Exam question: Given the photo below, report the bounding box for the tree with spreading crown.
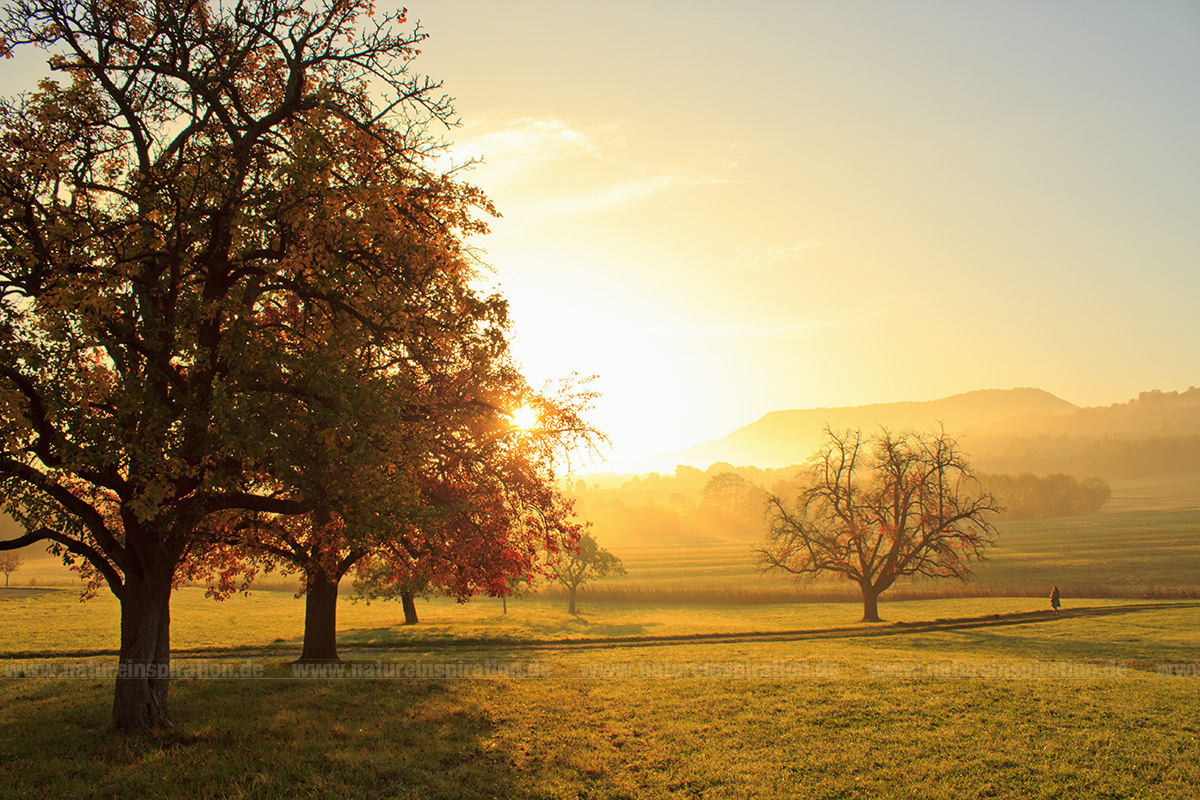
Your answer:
[0,0,592,731]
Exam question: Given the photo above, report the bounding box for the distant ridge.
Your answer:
[636,388,1077,471]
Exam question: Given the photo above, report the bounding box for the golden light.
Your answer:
[511,404,539,431]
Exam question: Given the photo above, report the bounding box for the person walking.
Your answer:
[1050,585,1061,615]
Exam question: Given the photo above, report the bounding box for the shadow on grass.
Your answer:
[336,615,658,650]
[0,671,521,799]
[351,600,1200,655]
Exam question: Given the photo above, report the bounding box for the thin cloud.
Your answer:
[445,117,613,183]
[445,116,734,220]
[519,174,734,220]
[738,241,822,269]
[644,319,833,340]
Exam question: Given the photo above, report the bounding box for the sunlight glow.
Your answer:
[511,405,539,431]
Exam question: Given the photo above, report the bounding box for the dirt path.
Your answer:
[0,588,61,599]
[413,601,1200,654]
[5,601,1197,661]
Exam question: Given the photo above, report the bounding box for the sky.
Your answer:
[4,0,1198,471]
[398,0,1200,469]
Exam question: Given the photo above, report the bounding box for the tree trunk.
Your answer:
[568,585,577,615]
[401,590,419,625]
[502,594,507,614]
[860,584,882,623]
[113,572,174,732]
[299,571,340,662]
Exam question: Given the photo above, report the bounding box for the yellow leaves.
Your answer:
[127,479,176,524]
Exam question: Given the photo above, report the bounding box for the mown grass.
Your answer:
[2,503,1198,798]
[589,507,1200,600]
[2,584,1184,658]
[4,587,1200,798]
[974,508,1200,594]
[3,652,1199,798]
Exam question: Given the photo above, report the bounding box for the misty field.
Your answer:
[574,507,1200,604]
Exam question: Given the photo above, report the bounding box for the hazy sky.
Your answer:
[4,1,1197,469]
[406,0,1200,468]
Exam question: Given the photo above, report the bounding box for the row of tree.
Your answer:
[0,0,597,732]
[977,472,1111,519]
[975,433,1200,481]
[351,531,625,620]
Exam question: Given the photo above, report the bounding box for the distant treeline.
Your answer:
[574,463,1117,545]
[978,472,1111,520]
[973,433,1200,480]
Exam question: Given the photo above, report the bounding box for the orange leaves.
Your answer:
[0,0,573,609]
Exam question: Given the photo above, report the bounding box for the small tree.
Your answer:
[699,471,769,534]
[499,572,536,615]
[551,533,625,614]
[352,559,431,625]
[0,552,22,587]
[756,427,1000,622]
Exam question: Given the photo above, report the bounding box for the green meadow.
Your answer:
[3,503,1199,798]
[2,596,1199,799]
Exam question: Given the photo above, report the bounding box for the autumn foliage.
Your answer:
[0,0,591,730]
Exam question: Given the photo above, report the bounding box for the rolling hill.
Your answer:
[640,387,1079,470]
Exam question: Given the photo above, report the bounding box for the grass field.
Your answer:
[3,668,1199,799]
[2,498,1198,798]
[574,506,1200,603]
[2,598,1200,799]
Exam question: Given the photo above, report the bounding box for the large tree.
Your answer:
[245,379,593,660]
[0,0,499,731]
[755,427,1000,622]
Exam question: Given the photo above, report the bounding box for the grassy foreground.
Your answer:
[2,672,1198,800]
[3,501,1199,798]
[3,596,1200,799]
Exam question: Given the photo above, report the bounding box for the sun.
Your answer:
[511,405,539,431]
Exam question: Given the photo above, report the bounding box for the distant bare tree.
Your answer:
[0,552,23,588]
[756,427,1000,622]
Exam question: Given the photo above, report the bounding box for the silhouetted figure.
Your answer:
[1050,586,1061,615]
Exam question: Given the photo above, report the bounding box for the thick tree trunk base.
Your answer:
[298,575,340,662]
[861,588,883,623]
[113,672,174,732]
[114,576,174,732]
[401,591,419,626]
